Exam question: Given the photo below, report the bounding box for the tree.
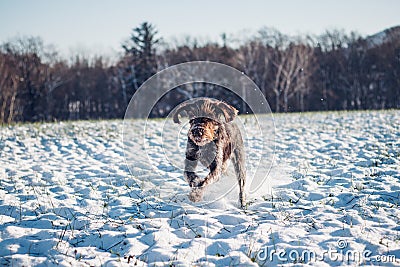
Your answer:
[280,42,315,112]
[0,37,49,122]
[121,22,161,95]
[0,52,18,123]
[236,40,270,113]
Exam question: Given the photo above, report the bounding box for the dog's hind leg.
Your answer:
[233,147,246,208]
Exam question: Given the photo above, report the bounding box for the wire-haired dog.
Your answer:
[172,98,246,208]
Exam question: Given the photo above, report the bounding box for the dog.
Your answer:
[171,98,246,208]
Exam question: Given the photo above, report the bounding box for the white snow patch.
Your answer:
[0,110,399,266]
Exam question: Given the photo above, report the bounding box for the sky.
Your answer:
[1,0,399,58]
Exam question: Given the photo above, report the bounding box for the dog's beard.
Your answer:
[188,135,217,168]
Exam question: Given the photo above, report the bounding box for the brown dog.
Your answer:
[172,98,246,208]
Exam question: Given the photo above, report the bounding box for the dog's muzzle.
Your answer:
[190,126,205,143]
[189,123,217,146]
[191,127,204,140]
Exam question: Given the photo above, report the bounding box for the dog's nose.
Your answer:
[192,128,203,136]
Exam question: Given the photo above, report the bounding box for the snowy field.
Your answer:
[0,110,399,266]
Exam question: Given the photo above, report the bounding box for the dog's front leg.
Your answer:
[189,153,223,202]
[184,140,207,203]
[197,144,224,188]
[188,159,220,203]
[188,142,224,203]
[184,139,202,188]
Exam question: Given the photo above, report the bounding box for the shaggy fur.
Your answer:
[172,98,246,208]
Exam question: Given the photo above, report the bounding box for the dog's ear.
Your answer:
[216,101,238,123]
[171,102,195,124]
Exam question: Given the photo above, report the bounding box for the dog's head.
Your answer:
[171,98,238,146]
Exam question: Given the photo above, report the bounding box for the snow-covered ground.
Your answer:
[0,110,399,266]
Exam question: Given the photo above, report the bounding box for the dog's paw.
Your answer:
[189,177,204,188]
[239,192,246,209]
[188,188,204,202]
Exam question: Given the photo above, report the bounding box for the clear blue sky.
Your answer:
[1,0,399,57]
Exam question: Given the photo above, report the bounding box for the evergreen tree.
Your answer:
[122,22,160,90]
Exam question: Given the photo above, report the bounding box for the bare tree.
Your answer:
[237,40,270,113]
[281,43,315,112]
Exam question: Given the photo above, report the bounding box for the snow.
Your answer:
[0,110,399,266]
[366,26,400,49]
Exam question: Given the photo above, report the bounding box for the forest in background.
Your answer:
[0,22,399,123]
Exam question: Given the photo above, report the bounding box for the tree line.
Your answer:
[1,22,399,123]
